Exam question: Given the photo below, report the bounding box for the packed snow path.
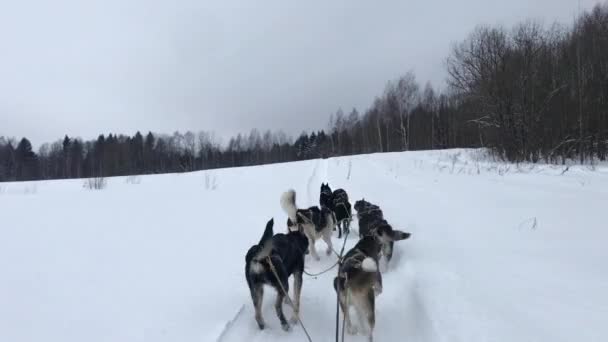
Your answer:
[1,150,607,342]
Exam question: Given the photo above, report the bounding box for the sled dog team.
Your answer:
[245,183,411,341]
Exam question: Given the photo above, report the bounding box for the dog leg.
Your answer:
[271,264,290,331]
[382,241,394,265]
[290,271,303,324]
[338,290,353,335]
[337,220,342,238]
[251,285,265,330]
[354,290,375,341]
[341,292,357,335]
[365,290,375,342]
[310,242,320,261]
[322,229,334,256]
[374,270,383,296]
[308,236,320,261]
[275,291,290,331]
[334,277,357,335]
[344,218,351,235]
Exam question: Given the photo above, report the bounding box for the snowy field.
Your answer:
[1,149,607,342]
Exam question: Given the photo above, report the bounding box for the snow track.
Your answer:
[306,158,328,204]
[220,156,344,342]
[215,305,245,342]
[1,149,607,342]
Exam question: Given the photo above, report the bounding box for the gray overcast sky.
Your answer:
[0,0,600,146]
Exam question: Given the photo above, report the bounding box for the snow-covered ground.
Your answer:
[1,149,607,342]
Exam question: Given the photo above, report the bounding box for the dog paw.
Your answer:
[313,255,321,261]
[256,321,265,330]
[281,322,291,332]
[326,248,332,256]
[289,315,299,324]
[347,324,358,335]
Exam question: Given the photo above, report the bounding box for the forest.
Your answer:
[1,3,606,182]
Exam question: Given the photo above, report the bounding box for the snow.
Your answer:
[1,149,607,342]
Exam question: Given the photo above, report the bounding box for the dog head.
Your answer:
[288,229,309,256]
[320,183,333,206]
[286,217,302,233]
[320,182,332,194]
[333,276,346,292]
[354,198,373,212]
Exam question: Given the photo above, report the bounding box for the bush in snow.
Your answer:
[83,177,106,190]
[125,175,141,185]
[23,184,37,194]
[204,173,218,190]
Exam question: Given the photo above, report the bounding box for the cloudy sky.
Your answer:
[0,0,599,146]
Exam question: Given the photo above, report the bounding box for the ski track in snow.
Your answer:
[221,157,342,342]
[306,158,328,204]
[2,149,607,342]
[215,305,245,342]
[220,156,446,342]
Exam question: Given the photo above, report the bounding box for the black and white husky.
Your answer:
[320,183,352,238]
[355,198,411,267]
[245,218,309,331]
[281,189,336,261]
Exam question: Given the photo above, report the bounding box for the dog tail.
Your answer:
[250,218,274,274]
[280,189,298,223]
[361,257,378,272]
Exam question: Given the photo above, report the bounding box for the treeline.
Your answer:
[447,4,608,162]
[0,131,285,181]
[292,3,608,163]
[1,3,607,182]
[333,2,608,163]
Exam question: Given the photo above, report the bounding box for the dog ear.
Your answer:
[391,230,411,241]
[333,276,346,292]
[258,218,275,246]
[265,218,274,235]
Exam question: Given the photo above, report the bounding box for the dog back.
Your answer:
[338,236,382,292]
